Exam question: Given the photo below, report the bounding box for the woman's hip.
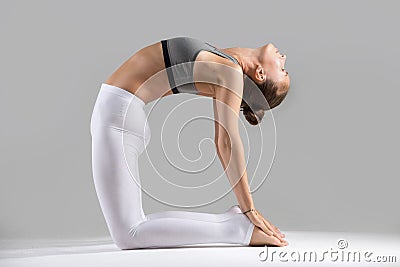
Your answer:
[90,83,150,144]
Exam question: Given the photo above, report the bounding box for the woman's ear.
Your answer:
[254,65,265,83]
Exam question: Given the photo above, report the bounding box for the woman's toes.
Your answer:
[280,240,289,246]
[269,236,284,246]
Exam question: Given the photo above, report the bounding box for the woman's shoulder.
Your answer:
[196,48,242,69]
[195,51,243,95]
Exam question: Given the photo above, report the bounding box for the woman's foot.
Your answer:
[249,226,288,246]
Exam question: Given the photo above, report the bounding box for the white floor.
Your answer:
[1,231,399,267]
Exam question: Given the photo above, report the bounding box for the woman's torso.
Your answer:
[104,37,241,105]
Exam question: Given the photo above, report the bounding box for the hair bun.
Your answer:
[243,108,265,126]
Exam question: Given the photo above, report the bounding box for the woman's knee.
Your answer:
[111,221,148,250]
[113,231,139,250]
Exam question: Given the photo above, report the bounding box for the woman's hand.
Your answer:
[244,208,288,245]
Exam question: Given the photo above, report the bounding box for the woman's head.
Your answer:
[240,43,290,125]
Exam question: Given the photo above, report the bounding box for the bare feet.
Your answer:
[249,226,288,247]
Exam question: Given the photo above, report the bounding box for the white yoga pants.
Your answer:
[90,83,255,249]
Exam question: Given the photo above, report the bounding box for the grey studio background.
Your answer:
[0,0,399,242]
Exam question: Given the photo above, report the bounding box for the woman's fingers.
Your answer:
[276,228,285,238]
[256,210,285,237]
[244,208,288,246]
[261,216,286,244]
[266,219,285,238]
[256,219,274,236]
[247,212,274,236]
[245,210,288,246]
[259,229,285,247]
[256,211,287,244]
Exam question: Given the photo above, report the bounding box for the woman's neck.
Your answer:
[221,47,260,77]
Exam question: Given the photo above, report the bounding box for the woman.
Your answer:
[90,37,290,249]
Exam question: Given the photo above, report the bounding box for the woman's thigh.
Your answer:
[90,84,149,244]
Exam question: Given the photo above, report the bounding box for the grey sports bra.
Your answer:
[161,37,240,95]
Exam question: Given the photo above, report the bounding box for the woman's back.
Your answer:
[104,41,171,104]
[104,37,242,104]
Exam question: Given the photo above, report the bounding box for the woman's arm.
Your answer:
[213,98,254,211]
[212,72,254,212]
[212,70,286,243]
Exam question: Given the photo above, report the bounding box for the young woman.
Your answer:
[90,37,290,249]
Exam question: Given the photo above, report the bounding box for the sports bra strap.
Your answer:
[205,42,240,65]
[209,50,240,65]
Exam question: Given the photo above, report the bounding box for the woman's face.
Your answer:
[260,43,288,83]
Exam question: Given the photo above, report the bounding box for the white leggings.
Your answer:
[90,83,255,249]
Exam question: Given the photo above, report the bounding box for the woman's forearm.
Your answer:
[216,138,255,212]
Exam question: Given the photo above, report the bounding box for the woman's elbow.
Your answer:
[216,134,241,150]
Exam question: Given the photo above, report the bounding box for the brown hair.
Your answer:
[240,75,290,125]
